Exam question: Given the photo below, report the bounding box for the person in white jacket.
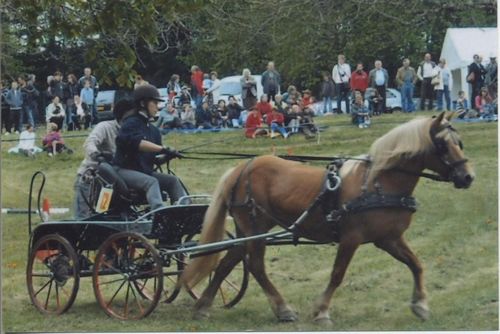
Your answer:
[7,124,42,157]
[433,58,453,111]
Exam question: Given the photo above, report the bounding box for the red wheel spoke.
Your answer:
[218,285,228,305]
[222,278,240,291]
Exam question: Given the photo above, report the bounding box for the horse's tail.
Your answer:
[179,167,235,290]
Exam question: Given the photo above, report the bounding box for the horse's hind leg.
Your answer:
[375,237,429,320]
[247,238,298,322]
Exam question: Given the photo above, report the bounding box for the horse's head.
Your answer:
[427,112,475,189]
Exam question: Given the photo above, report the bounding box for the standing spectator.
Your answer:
[433,58,453,111]
[167,74,181,103]
[485,56,497,100]
[202,73,213,105]
[240,68,257,110]
[49,71,65,101]
[261,61,281,102]
[206,71,221,106]
[65,74,80,130]
[45,95,66,131]
[19,75,38,129]
[351,63,369,95]
[301,90,313,108]
[1,81,11,134]
[417,53,437,111]
[190,65,204,112]
[320,73,335,114]
[475,87,496,120]
[227,95,244,128]
[256,94,272,121]
[332,54,351,114]
[467,54,487,110]
[368,60,389,114]
[267,106,288,138]
[245,106,268,138]
[26,74,41,125]
[78,67,99,124]
[5,81,23,133]
[395,58,418,112]
[134,74,149,89]
[180,104,196,129]
[80,79,94,123]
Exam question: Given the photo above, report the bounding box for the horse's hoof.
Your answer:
[193,308,210,321]
[278,309,298,322]
[313,316,333,325]
[411,301,430,320]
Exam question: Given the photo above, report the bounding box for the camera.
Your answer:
[53,106,61,115]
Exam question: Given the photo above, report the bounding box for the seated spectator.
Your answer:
[256,94,272,122]
[366,88,383,116]
[178,86,192,108]
[475,87,497,121]
[299,105,317,139]
[209,103,222,128]
[285,103,301,133]
[71,95,91,130]
[351,91,371,128]
[45,96,65,131]
[156,103,182,134]
[282,85,301,106]
[180,104,196,129]
[42,123,72,156]
[301,89,313,108]
[272,94,288,114]
[245,106,268,138]
[227,95,244,128]
[216,100,229,128]
[197,101,212,129]
[267,106,288,139]
[455,90,476,119]
[7,124,42,157]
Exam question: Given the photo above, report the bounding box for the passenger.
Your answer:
[114,84,187,210]
[73,99,134,219]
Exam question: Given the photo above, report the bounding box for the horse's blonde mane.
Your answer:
[367,117,434,183]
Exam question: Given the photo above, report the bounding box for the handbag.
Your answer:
[431,75,440,86]
[466,72,475,83]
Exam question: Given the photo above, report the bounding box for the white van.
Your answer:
[217,75,264,108]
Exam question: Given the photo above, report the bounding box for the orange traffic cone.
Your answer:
[41,198,51,222]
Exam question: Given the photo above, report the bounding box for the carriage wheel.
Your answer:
[26,234,80,315]
[92,232,163,320]
[186,231,249,308]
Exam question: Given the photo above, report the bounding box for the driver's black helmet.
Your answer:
[133,84,164,105]
[113,98,135,122]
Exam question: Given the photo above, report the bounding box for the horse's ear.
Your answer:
[445,111,455,121]
[431,111,446,130]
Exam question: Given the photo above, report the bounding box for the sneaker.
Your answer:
[48,152,53,157]
[66,148,74,154]
[358,124,363,128]
[283,133,289,139]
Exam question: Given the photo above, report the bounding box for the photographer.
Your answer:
[45,95,65,130]
[332,54,352,114]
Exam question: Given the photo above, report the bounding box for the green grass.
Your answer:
[1,112,498,332]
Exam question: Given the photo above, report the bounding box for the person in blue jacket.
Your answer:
[114,84,186,209]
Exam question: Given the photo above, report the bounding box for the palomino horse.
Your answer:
[180,112,475,323]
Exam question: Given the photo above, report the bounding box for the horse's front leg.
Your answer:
[313,238,360,324]
[375,237,429,320]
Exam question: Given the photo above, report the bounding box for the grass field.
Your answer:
[1,112,498,332]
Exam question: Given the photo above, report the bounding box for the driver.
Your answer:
[114,84,187,210]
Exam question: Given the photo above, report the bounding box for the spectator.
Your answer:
[71,95,91,130]
[227,95,245,128]
[351,63,369,95]
[267,106,288,139]
[272,94,288,114]
[5,81,23,133]
[299,105,317,139]
[45,95,66,131]
[65,74,80,130]
[190,65,204,112]
[433,58,453,111]
[202,73,214,105]
[167,74,181,103]
[256,94,272,122]
[332,54,351,114]
[216,99,229,128]
[178,86,192,107]
[27,74,41,125]
[209,103,222,128]
[206,71,221,106]
[80,79,94,122]
[197,101,212,129]
[240,68,257,110]
[78,67,99,124]
[351,90,370,128]
[467,55,487,110]
[301,90,313,108]
[156,103,182,134]
[49,71,65,101]
[395,58,417,112]
[368,60,388,113]
[7,124,42,157]
[366,88,383,115]
[417,53,437,111]
[245,106,268,138]
[42,122,72,156]
[320,73,335,114]
[475,87,496,120]
[261,61,281,102]
[455,90,474,119]
[285,103,301,134]
[134,74,149,89]
[485,56,497,100]
[1,81,11,134]
[19,75,37,129]
[282,85,301,106]
[180,104,196,129]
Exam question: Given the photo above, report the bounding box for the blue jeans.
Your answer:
[436,85,451,111]
[335,83,350,113]
[20,105,34,129]
[401,82,415,112]
[271,123,288,137]
[323,97,333,114]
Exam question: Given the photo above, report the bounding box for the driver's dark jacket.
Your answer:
[114,111,161,175]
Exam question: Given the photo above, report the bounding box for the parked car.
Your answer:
[95,90,132,122]
[218,75,264,108]
[157,87,169,110]
[322,87,403,114]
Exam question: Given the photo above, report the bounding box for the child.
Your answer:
[245,106,268,138]
[367,88,383,115]
[267,106,288,139]
[301,89,312,108]
[42,123,72,156]
[80,80,94,120]
[455,90,475,119]
[180,104,196,129]
[256,94,272,123]
[351,91,371,128]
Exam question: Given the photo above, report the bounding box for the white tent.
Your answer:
[440,27,497,100]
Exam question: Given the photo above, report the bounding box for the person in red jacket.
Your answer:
[301,89,313,108]
[190,65,204,111]
[245,106,268,138]
[256,94,272,122]
[351,63,369,95]
[267,106,288,139]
